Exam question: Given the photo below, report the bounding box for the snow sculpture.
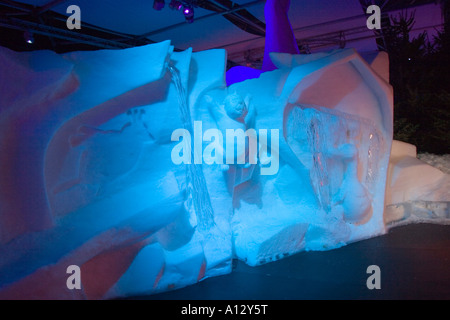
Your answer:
[229,49,393,263]
[384,140,450,226]
[0,41,394,299]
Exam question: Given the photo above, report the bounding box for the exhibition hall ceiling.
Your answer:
[0,0,444,66]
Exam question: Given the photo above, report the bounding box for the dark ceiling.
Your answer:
[0,0,445,67]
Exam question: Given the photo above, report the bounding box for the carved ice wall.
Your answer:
[0,42,395,299]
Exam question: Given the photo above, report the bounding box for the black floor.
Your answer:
[133,223,450,300]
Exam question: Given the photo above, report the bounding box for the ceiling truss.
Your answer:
[0,0,445,68]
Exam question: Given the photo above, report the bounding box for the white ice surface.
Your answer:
[0,43,447,299]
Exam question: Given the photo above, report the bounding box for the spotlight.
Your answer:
[183,5,194,23]
[24,30,34,44]
[153,0,165,11]
[169,0,182,10]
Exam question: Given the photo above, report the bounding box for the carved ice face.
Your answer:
[223,93,248,120]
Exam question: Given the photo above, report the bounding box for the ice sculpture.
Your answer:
[384,140,450,226]
[0,41,396,299]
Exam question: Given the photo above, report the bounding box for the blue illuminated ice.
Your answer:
[0,41,448,300]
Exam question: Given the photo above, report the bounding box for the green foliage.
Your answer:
[393,118,419,143]
[385,11,450,154]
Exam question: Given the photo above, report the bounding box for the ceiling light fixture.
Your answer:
[183,5,194,23]
[169,0,182,10]
[153,0,165,11]
[153,0,197,23]
[24,30,34,44]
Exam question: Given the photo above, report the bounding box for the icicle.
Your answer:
[168,65,215,233]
